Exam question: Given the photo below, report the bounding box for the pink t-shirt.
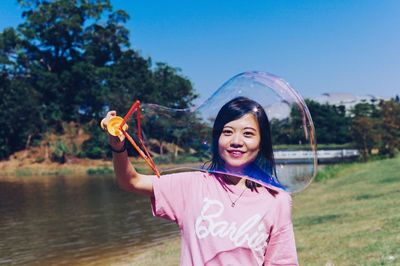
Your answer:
[151,171,298,266]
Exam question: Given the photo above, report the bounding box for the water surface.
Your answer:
[0,174,178,265]
[0,164,316,265]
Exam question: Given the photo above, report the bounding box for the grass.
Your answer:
[87,166,114,175]
[121,238,181,266]
[314,163,356,182]
[15,167,73,176]
[293,156,400,265]
[127,156,400,265]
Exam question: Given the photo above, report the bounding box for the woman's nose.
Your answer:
[230,134,244,147]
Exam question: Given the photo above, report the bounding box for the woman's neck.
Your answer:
[223,174,247,188]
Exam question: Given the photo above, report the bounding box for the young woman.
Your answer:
[103,97,298,265]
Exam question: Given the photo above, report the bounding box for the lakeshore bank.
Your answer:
[0,156,114,177]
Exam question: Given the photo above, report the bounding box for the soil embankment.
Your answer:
[0,149,112,176]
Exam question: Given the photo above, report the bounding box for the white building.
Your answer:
[311,93,383,112]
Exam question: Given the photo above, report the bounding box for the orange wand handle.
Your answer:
[135,106,159,173]
[118,100,161,177]
[123,100,140,125]
[121,130,160,177]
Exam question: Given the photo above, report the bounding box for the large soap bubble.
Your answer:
[125,71,317,193]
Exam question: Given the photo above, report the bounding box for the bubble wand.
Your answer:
[101,100,160,177]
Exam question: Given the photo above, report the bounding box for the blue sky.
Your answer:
[1,0,399,103]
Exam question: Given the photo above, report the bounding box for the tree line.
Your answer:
[271,98,400,159]
[0,0,197,161]
[1,0,399,162]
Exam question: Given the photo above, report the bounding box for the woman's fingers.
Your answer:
[101,111,126,146]
[107,110,117,118]
[100,118,107,131]
[100,111,117,130]
[117,134,126,142]
[105,111,117,126]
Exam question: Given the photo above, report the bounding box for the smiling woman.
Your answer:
[103,96,299,265]
[210,97,275,189]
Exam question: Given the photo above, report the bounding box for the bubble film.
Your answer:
[126,71,317,193]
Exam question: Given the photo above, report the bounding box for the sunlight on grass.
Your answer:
[293,156,400,265]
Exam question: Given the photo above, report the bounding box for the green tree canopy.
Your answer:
[378,100,400,157]
[0,0,198,159]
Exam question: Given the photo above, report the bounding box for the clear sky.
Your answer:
[1,0,399,103]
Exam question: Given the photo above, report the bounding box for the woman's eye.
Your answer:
[222,130,232,135]
[244,131,255,137]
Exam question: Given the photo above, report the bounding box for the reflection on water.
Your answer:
[276,164,316,192]
[0,164,318,265]
[0,175,178,265]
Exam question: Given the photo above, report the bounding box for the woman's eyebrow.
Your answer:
[243,127,257,131]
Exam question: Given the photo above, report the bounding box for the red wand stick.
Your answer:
[103,100,160,177]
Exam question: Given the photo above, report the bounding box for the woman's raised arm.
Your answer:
[103,111,154,197]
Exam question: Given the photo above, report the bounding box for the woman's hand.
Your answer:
[101,111,126,151]
[101,110,154,196]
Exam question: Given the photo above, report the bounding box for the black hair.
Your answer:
[208,96,277,189]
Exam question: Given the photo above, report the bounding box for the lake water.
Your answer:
[0,165,317,265]
[0,174,178,265]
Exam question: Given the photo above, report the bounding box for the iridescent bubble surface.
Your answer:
[125,71,317,193]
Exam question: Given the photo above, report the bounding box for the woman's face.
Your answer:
[218,113,261,173]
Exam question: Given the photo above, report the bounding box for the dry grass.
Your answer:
[0,153,114,176]
[117,238,181,266]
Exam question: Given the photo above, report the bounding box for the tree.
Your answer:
[351,102,380,118]
[15,0,130,124]
[106,49,155,113]
[0,0,198,160]
[271,100,352,146]
[350,116,379,160]
[0,27,24,74]
[378,100,400,157]
[0,26,43,158]
[350,103,381,160]
[151,63,197,108]
[305,100,352,144]
[0,76,42,159]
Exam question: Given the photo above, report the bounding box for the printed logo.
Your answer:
[195,198,269,261]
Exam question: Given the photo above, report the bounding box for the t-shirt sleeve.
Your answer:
[151,171,199,227]
[264,193,298,266]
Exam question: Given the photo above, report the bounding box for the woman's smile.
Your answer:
[227,149,246,158]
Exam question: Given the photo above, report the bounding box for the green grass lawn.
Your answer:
[294,156,400,265]
[128,156,400,266]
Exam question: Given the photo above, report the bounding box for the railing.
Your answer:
[274,149,360,163]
